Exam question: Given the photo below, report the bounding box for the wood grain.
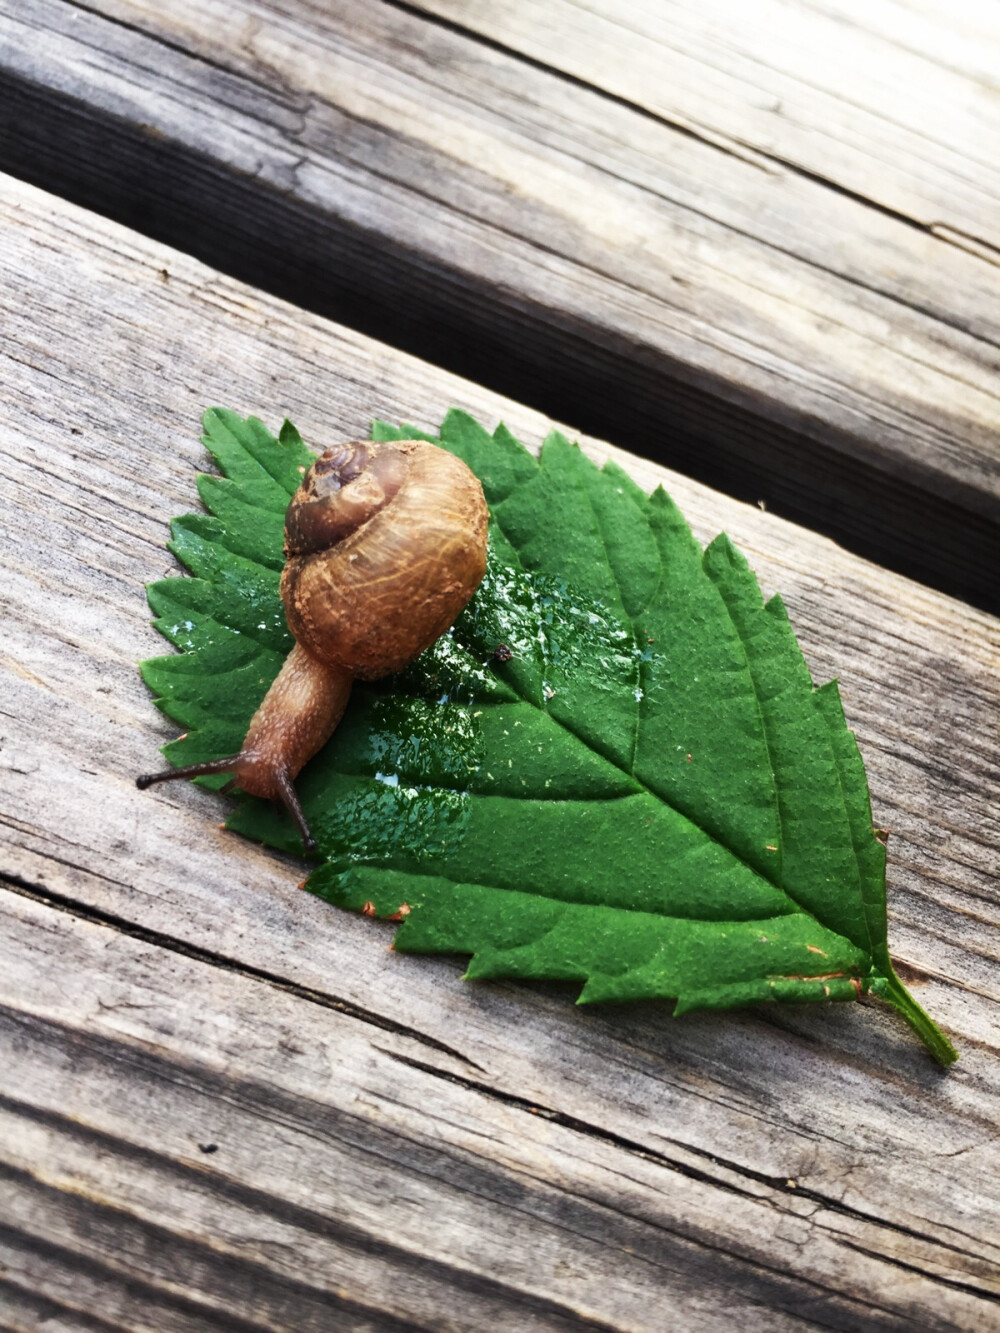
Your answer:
[0,0,997,607]
[414,0,1000,249]
[1,175,998,1330]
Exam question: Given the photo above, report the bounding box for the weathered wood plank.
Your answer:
[0,0,997,607]
[0,176,999,1328]
[3,886,969,1333]
[414,0,1000,249]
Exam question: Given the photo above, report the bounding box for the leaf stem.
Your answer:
[881,968,958,1066]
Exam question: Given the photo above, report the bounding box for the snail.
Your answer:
[137,438,489,853]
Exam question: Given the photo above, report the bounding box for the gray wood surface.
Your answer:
[1,0,997,607]
[1,175,999,1331]
[416,0,1000,249]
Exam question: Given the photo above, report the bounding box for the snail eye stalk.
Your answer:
[136,756,318,855]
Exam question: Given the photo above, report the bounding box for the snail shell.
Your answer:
[282,440,489,678]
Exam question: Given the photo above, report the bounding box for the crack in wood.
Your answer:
[0,1208,428,1333]
[378,1048,999,1285]
[0,872,486,1074]
[0,1069,948,1333]
[0,1274,134,1333]
[0,1117,641,1333]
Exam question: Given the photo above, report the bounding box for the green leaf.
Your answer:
[141,409,957,1064]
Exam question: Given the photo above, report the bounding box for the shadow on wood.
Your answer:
[1,25,997,612]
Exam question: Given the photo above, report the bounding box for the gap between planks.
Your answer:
[0,0,997,609]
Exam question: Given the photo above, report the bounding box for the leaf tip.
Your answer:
[278,418,304,450]
[201,405,234,433]
[704,530,739,564]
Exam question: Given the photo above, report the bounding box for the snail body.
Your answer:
[138,438,489,852]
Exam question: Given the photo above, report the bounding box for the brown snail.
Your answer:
[137,438,489,853]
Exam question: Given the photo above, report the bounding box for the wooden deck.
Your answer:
[1,3,999,1329]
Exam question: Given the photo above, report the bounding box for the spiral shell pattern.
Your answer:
[281,440,489,679]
